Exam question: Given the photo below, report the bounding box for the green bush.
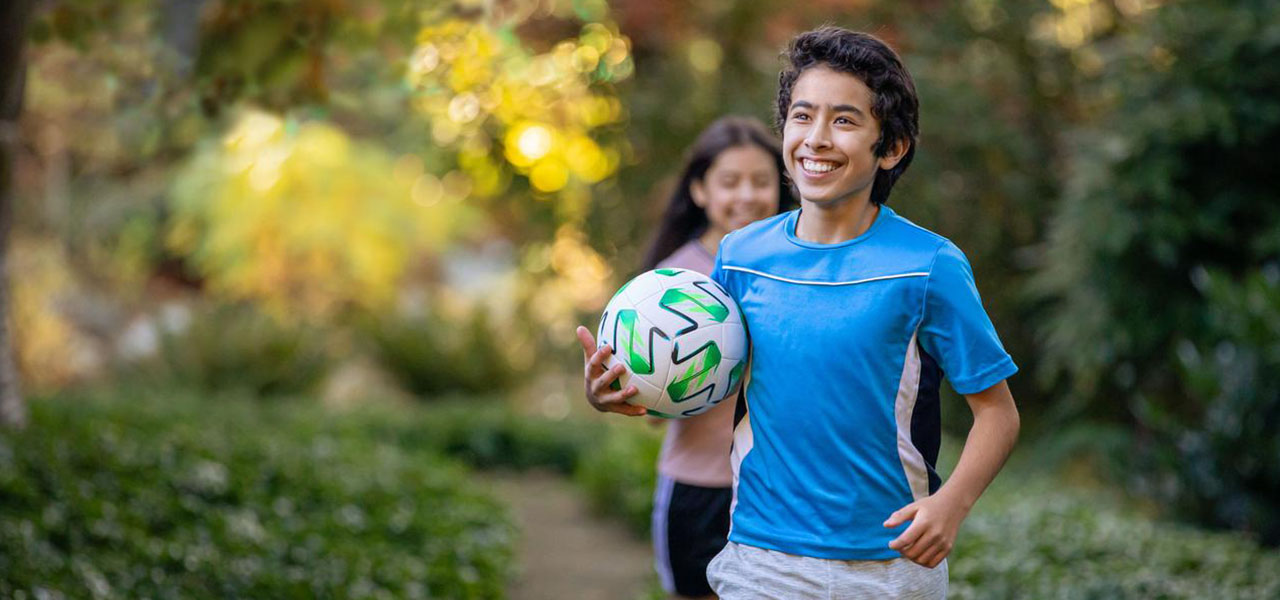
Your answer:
[0,389,514,599]
[153,303,331,397]
[367,399,659,537]
[356,400,602,476]
[951,479,1280,599]
[1035,0,1280,412]
[574,422,662,537]
[363,309,518,398]
[1140,267,1280,544]
[1033,0,1280,538]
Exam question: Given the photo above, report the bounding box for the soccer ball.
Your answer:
[596,268,748,418]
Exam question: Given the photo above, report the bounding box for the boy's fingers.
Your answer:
[888,519,923,552]
[575,326,596,357]
[591,373,635,402]
[589,386,644,416]
[586,346,613,377]
[590,362,625,392]
[914,544,945,568]
[883,503,918,528]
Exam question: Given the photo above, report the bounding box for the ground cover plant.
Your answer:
[0,388,514,599]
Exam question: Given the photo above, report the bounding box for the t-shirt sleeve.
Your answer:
[918,241,1017,395]
[710,238,729,290]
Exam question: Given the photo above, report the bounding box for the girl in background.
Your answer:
[638,116,792,599]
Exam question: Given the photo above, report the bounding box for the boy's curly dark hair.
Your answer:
[775,27,919,206]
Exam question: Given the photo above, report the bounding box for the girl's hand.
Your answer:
[576,326,645,417]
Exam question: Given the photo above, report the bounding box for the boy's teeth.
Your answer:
[803,159,837,173]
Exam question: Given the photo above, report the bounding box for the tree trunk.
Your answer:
[0,0,36,429]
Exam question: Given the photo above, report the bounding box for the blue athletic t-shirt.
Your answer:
[710,205,1017,561]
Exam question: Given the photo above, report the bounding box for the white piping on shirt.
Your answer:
[720,265,928,287]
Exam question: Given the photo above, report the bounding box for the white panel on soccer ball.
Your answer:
[628,376,664,412]
[720,318,749,362]
[620,271,667,306]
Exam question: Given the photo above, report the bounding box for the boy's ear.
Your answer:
[690,179,708,208]
[877,137,910,171]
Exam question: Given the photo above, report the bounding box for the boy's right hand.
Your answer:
[576,325,645,417]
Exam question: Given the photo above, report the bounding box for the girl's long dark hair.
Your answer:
[640,116,793,271]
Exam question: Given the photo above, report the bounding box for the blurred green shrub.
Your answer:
[154,303,330,397]
[1035,0,1280,414]
[1033,0,1280,538]
[950,479,1280,599]
[574,423,662,537]
[360,398,659,536]
[0,390,513,599]
[1138,267,1280,545]
[363,309,518,398]
[361,400,600,475]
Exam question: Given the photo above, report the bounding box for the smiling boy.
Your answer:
[580,27,1020,598]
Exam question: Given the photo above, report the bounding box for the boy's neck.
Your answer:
[795,197,880,244]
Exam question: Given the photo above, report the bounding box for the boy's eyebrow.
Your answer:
[789,100,866,118]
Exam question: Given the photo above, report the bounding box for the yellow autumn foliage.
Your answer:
[9,237,99,390]
[407,18,630,197]
[169,109,479,320]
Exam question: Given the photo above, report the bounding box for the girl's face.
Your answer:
[782,65,906,207]
[691,144,781,236]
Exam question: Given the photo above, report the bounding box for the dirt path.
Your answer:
[478,471,654,600]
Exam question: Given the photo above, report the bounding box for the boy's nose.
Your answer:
[804,126,832,150]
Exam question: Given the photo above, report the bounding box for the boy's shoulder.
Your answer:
[717,210,794,256]
[879,206,957,253]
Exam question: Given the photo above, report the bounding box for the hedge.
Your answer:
[0,389,514,599]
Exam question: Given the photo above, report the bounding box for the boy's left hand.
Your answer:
[883,494,968,568]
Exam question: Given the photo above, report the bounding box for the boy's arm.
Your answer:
[884,379,1020,568]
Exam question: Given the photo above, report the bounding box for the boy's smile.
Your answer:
[783,65,904,207]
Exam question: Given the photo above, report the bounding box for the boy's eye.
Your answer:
[791,112,810,121]
[835,116,853,125]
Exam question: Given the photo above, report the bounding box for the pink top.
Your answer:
[655,240,736,487]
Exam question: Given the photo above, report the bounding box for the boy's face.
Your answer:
[782,65,903,207]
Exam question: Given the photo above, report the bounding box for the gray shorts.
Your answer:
[707,541,948,599]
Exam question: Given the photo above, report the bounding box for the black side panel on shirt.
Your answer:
[912,344,944,494]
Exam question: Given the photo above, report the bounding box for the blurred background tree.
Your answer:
[1034,0,1280,543]
[0,0,37,428]
[5,0,1278,549]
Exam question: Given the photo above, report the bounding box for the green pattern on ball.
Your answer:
[727,360,746,393]
[667,342,721,402]
[654,268,683,276]
[659,287,728,323]
[616,310,655,375]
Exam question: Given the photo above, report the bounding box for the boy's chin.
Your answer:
[796,182,870,207]
[800,190,854,207]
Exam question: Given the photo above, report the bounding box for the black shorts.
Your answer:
[652,475,732,598]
